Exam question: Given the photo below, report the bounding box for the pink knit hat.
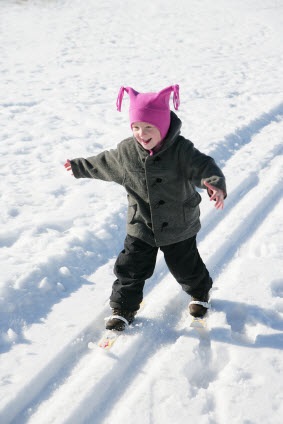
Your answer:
[116,85,180,140]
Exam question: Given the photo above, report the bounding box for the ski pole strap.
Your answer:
[189,300,211,309]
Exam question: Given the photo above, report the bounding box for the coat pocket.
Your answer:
[184,191,202,208]
[183,192,202,223]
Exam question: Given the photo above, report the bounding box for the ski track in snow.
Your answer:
[1,0,283,423]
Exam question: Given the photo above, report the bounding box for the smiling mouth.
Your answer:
[141,138,152,144]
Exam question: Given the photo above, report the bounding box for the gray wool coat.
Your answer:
[70,112,227,247]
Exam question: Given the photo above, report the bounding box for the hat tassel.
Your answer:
[116,86,126,111]
[172,84,180,110]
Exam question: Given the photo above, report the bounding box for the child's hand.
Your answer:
[64,159,73,174]
[203,181,224,210]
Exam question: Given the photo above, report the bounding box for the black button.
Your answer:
[161,222,168,229]
[154,200,166,209]
[156,178,162,183]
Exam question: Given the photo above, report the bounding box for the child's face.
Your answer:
[132,122,162,150]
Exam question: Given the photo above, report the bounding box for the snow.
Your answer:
[0,0,283,422]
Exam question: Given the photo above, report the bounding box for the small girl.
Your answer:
[65,85,226,331]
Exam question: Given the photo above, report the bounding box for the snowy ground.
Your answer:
[1,0,283,423]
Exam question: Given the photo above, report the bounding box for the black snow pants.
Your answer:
[109,234,212,311]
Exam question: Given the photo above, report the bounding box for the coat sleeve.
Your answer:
[70,147,124,185]
[184,141,227,197]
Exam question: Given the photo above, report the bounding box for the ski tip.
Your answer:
[97,331,119,350]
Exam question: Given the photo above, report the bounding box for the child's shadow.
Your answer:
[210,299,283,350]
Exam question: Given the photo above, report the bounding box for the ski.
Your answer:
[88,330,120,350]
[189,296,211,329]
[91,302,145,350]
[98,330,120,350]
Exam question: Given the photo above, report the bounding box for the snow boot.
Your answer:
[105,308,137,331]
[189,292,210,318]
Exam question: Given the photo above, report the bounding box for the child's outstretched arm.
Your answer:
[63,148,124,185]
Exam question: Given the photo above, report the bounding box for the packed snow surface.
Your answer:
[1,0,283,423]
